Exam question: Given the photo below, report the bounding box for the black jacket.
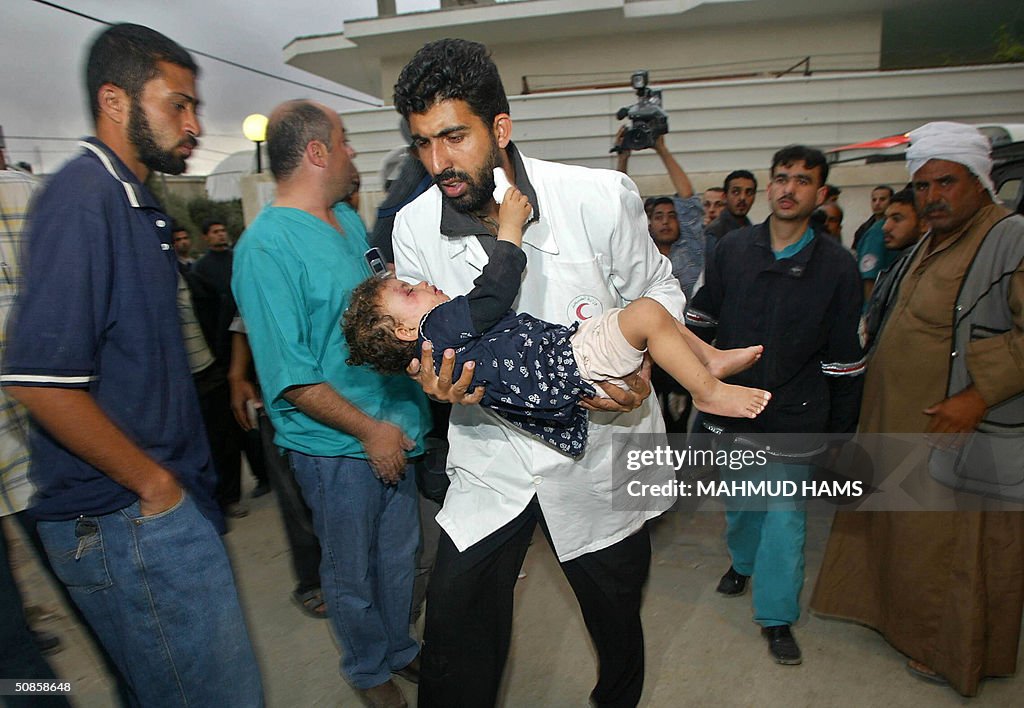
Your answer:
[704,210,751,267]
[687,221,864,437]
[187,249,236,367]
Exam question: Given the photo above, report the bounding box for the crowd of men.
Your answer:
[0,22,1021,708]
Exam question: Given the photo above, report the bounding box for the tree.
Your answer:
[994,23,1024,62]
[186,197,245,245]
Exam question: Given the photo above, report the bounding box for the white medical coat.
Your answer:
[393,153,683,561]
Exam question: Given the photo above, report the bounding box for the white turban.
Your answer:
[905,121,996,198]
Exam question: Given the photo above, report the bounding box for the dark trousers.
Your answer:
[411,434,448,624]
[196,371,268,508]
[652,364,690,435]
[258,413,321,592]
[0,518,70,707]
[419,498,651,708]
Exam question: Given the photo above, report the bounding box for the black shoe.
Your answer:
[761,625,802,665]
[251,482,271,498]
[715,566,749,596]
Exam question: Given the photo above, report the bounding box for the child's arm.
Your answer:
[464,187,533,333]
[496,187,531,247]
[466,243,525,334]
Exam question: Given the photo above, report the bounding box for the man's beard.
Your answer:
[435,141,502,214]
[128,102,196,175]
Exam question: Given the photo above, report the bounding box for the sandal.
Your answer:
[906,659,948,685]
[291,588,328,619]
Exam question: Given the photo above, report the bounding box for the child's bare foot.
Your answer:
[707,345,763,380]
[693,382,771,419]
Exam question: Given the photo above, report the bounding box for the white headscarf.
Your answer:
[905,121,996,198]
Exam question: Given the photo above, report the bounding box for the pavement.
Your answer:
[7,482,1022,707]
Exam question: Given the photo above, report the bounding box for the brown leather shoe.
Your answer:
[357,679,407,708]
[394,654,420,684]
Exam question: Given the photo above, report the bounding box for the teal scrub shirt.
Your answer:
[232,203,429,458]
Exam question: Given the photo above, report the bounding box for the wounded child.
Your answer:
[344,183,769,457]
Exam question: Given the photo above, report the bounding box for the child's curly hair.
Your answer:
[343,277,419,374]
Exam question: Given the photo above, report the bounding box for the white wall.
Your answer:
[378,14,882,99]
[344,62,1024,237]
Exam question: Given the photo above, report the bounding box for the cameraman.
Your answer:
[615,130,704,301]
[616,130,702,434]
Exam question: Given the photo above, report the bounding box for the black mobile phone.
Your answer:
[364,247,388,279]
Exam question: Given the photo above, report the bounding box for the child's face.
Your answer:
[380,277,451,342]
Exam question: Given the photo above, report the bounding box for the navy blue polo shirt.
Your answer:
[2,139,220,527]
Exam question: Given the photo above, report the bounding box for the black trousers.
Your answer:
[195,370,268,508]
[419,498,651,708]
[652,363,691,435]
[257,413,322,593]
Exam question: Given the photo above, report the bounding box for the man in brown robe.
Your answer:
[811,121,1024,697]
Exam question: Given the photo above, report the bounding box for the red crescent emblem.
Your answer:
[575,303,592,320]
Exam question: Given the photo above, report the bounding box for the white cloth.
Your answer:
[906,121,996,198]
[571,307,645,397]
[393,153,683,561]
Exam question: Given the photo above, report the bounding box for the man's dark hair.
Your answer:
[810,209,828,230]
[889,187,914,206]
[86,23,198,122]
[170,220,188,234]
[770,145,829,186]
[266,100,334,181]
[873,184,895,197]
[343,277,418,374]
[724,170,757,192]
[649,197,674,209]
[393,39,510,125]
[825,184,842,200]
[201,219,224,235]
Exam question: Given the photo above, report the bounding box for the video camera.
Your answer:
[611,70,669,153]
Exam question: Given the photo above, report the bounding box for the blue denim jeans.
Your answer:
[290,453,420,689]
[37,492,263,707]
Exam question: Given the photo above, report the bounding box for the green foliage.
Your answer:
[185,197,245,244]
[994,23,1024,62]
[146,175,244,255]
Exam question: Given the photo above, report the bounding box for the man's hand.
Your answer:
[924,386,988,449]
[282,381,416,483]
[406,340,484,405]
[614,126,631,173]
[228,377,262,432]
[614,126,631,154]
[580,357,652,413]
[361,421,416,484]
[138,471,184,517]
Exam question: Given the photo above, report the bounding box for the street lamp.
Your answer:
[242,113,268,174]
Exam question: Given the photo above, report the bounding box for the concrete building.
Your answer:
[282,0,1023,241]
